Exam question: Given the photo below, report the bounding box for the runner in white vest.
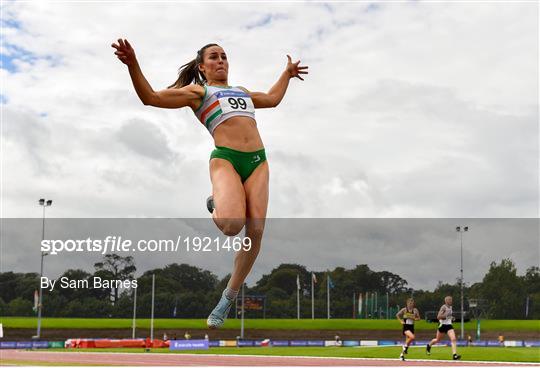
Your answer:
[426,295,461,360]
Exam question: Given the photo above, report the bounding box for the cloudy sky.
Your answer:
[1,2,538,289]
[3,218,538,290]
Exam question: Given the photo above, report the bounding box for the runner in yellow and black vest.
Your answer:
[396,298,420,361]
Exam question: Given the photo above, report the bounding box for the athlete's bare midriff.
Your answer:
[212,116,264,152]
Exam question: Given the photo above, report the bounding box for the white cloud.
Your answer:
[1,2,537,222]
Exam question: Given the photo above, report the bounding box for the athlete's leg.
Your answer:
[401,330,414,360]
[400,336,407,361]
[426,330,442,355]
[227,161,269,291]
[448,329,458,355]
[405,330,415,346]
[206,161,268,329]
[206,158,248,329]
[429,331,443,346]
[210,158,246,236]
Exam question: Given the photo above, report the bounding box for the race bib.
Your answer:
[215,90,255,115]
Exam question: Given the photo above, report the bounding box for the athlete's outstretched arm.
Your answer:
[111,38,202,109]
[249,55,308,108]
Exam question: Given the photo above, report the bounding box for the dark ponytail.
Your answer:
[168,43,219,89]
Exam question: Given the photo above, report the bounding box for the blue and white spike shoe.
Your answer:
[207,290,235,329]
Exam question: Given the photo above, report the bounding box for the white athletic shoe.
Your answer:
[206,290,234,329]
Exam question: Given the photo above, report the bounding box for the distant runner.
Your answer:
[396,298,420,361]
[426,295,461,360]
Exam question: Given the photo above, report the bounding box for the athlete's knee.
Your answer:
[246,220,265,238]
[410,334,415,340]
[220,218,245,236]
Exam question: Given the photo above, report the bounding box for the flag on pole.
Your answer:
[312,273,317,284]
[33,290,39,313]
[326,273,332,319]
[358,293,363,315]
[365,292,369,318]
[173,296,178,317]
[296,274,301,290]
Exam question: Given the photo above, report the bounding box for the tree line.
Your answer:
[1,255,538,319]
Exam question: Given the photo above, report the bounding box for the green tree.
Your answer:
[0,297,7,315]
[53,269,92,300]
[7,297,33,316]
[523,266,540,319]
[111,293,134,318]
[261,269,299,295]
[0,272,39,304]
[480,259,526,318]
[43,293,68,317]
[94,254,136,304]
[523,266,540,294]
[137,264,217,295]
[377,271,409,294]
[61,299,84,317]
[81,298,114,317]
[256,264,309,293]
[350,264,384,293]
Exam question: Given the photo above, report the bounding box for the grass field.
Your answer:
[2,317,539,331]
[43,346,540,363]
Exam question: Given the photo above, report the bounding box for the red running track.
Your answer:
[1,350,539,366]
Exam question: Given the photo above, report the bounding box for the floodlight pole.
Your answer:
[132,287,137,339]
[456,226,468,340]
[150,274,155,342]
[36,199,52,339]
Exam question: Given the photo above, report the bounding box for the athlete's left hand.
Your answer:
[286,55,309,81]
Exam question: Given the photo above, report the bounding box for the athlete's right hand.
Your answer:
[111,38,136,67]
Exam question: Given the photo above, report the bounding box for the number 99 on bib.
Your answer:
[216,90,255,114]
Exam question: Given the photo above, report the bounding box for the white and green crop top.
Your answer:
[194,85,256,135]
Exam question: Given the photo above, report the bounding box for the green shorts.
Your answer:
[210,146,267,183]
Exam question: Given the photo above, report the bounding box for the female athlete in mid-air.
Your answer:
[396,298,420,361]
[426,295,461,360]
[111,39,308,328]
